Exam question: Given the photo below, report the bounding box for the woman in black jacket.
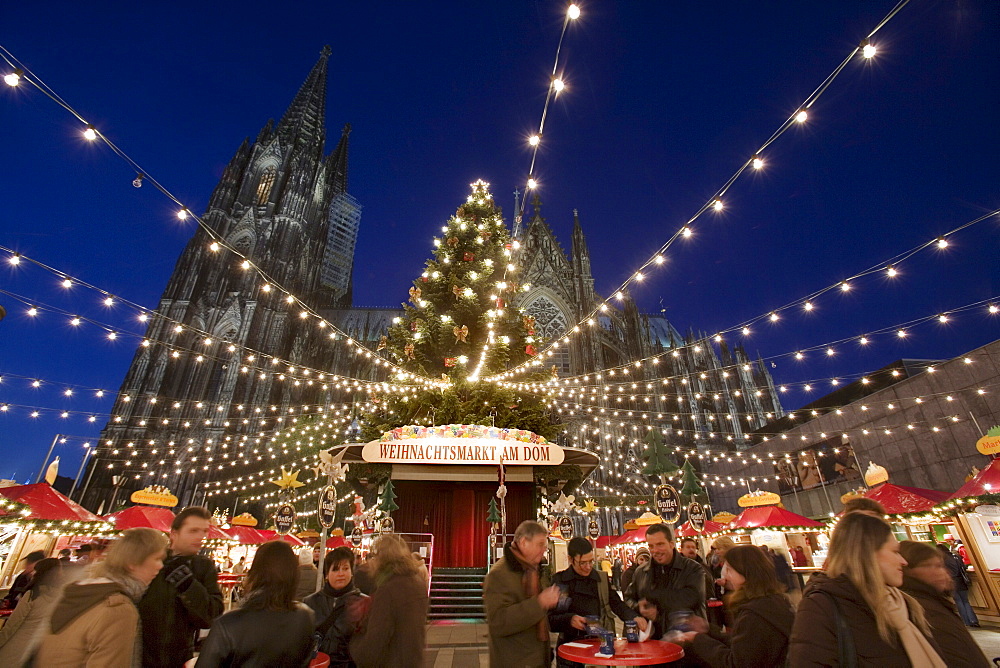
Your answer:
[304,546,367,667]
[196,541,315,667]
[678,544,795,667]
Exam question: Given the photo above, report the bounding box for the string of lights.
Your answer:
[487,0,919,380]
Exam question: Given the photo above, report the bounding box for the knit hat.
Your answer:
[635,546,650,559]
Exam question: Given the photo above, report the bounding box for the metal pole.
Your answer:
[36,433,62,483]
[814,459,835,515]
[70,445,93,499]
[79,454,99,509]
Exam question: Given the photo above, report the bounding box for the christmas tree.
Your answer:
[641,427,678,481]
[679,459,706,502]
[487,497,501,524]
[377,479,399,514]
[360,181,557,441]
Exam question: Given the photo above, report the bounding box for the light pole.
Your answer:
[70,442,94,500]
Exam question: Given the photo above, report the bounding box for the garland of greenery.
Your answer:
[535,464,584,495]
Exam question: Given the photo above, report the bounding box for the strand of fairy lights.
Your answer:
[466,3,582,382]
[487,0,915,381]
[1,248,440,389]
[0,48,438,387]
[497,208,1000,388]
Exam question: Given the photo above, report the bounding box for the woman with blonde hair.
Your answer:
[35,527,167,667]
[349,533,429,667]
[789,513,945,667]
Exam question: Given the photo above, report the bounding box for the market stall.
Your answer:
[726,495,827,569]
[104,505,176,533]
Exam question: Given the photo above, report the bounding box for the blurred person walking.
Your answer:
[937,542,979,626]
[295,547,319,600]
[899,541,988,668]
[678,544,794,667]
[548,537,647,667]
[304,546,367,668]
[140,506,224,668]
[349,533,428,667]
[35,527,167,667]
[195,540,315,667]
[789,513,945,667]
[0,550,44,609]
[0,557,64,665]
[484,520,560,667]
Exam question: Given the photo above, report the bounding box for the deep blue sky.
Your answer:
[1,1,997,483]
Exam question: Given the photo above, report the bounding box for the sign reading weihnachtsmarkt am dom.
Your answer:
[361,424,565,466]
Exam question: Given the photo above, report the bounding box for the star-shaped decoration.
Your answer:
[581,498,598,513]
[270,468,305,490]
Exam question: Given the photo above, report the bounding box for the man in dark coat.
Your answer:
[549,538,647,667]
[623,524,706,618]
[139,506,223,668]
[938,543,979,626]
[0,550,43,609]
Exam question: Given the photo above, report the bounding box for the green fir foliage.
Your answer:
[641,427,678,476]
[680,459,705,500]
[378,478,399,514]
[487,496,501,524]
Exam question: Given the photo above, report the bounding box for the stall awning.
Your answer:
[865,483,949,514]
[326,535,349,549]
[730,506,825,530]
[949,457,1000,500]
[280,533,305,546]
[675,520,727,537]
[105,505,175,532]
[0,483,104,522]
[225,525,272,544]
[610,528,650,545]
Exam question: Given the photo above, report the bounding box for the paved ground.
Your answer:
[425,620,1000,667]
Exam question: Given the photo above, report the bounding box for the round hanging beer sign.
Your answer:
[351,526,363,546]
[588,519,600,539]
[274,504,296,535]
[687,502,706,533]
[379,516,395,534]
[558,516,573,540]
[318,486,338,529]
[654,484,681,523]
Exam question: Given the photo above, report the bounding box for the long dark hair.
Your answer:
[725,545,785,609]
[31,558,62,592]
[243,540,299,612]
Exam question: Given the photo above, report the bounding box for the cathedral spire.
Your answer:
[276,46,331,150]
[324,123,351,195]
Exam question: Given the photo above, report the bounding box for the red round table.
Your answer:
[309,652,330,667]
[557,639,684,666]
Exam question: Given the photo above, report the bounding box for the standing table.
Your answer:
[557,639,684,665]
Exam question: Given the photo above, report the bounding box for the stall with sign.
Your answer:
[725,492,827,569]
[842,462,950,543]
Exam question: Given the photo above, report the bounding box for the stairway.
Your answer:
[429,567,487,620]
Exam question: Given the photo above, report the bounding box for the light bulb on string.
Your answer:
[132,174,144,188]
[712,199,724,212]
[526,177,538,189]
[752,154,764,169]
[567,4,581,20]
[551,77,565,92]
[528,134,540,146]
[82,125,98,141]
[4,69,23,86]
[795,109,808,123]
[177,208,189,220]
[861,39,877,59]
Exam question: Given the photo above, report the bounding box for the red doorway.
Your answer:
[392,480,534,567]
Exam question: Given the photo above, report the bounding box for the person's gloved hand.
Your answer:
[163,557,195,592]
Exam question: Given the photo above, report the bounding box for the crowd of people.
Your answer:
[0,498,989,667]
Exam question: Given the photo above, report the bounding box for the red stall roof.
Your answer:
[675,520,727,537]
[949,457,1000,500]
[280,533,305,546]
[865,483,949,514]
[730,506,824,530]
[105,505,175,532]
[225,525,272,544]
[0,483,104,522]
[326,535,349,549]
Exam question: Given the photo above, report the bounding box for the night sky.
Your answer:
[1,1,997,484]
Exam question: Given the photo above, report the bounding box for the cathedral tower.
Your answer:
[83,49,361,508]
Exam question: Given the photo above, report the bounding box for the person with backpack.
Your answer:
[548,537,647,668]
[789,513,946,667]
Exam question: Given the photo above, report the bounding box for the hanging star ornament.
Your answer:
[270,468,305,490]
[582,498,598,513]
[551,491,576,515]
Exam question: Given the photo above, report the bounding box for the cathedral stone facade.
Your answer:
[83,51,783,511]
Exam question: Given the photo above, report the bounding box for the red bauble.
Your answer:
[525,345,537,356]
[463,252,475,262]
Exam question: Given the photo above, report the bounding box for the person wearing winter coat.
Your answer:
[937,542,979,626]
[1,550,44,610]
[139,506,224,668]
[899,541,989,668]
[678,544,794,668]
[304,546,367,667]
[483,520,561,667]
[295,547,320,600]
[349,533,429,667]
[789,513,946,667]
[35,527,168,667]
[195,540,316,667]
[0,558,64,666]
[623,524,707,618]
[619,546,649,596]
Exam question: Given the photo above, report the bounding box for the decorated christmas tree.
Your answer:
[679,459,706,502]
[641,427,678,481]
[487,496,501,525]
[377,479,399,514]
[360,181,558,440]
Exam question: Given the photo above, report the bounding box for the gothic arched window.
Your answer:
[524,294,570,374]
[256,166,276,205]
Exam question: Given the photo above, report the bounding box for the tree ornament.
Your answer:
[551,365,559,378]
[452,285,462,299]
[453,325,469,343]
[404,343,415,359]
[487,497,501,524]
[420,275,429,283]
[522,315,536,333]
[642,428,678,479]
[377,335,387,351]
[680,459,706,500]
[463,252,475,262]
[444,357,457,367]
[408,286,422,302]
[447,236,459,247]
[525,344,536,356]
[481,230,492,240]
[377,479,399,514]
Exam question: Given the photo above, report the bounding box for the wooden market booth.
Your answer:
[724,501,827,570]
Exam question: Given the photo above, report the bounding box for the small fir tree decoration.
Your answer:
[679,459,706,501]
[377,479,399,514]
[487,497,501,525]
[641,427,678,481]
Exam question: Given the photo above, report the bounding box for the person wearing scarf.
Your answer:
[304,546,367,667]
[484,520,561,667]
